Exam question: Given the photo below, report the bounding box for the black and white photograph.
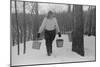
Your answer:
[10,0,96,66]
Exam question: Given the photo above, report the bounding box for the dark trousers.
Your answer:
[44,29,56,56]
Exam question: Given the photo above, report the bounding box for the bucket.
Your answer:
[32,40,41,49]
[56,39,63,48]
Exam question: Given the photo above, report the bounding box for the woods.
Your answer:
[11,0,96,55]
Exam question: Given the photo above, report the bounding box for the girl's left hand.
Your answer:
[58,32,61,37]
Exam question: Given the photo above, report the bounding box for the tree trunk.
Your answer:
[72,5,84,56]
[33,2,39,40]
[91,7,96,36]
[23,1,26,54]
[15,0,20,55]
[30,2,35,40]
[88,6,92,36]
[68,4,71,12]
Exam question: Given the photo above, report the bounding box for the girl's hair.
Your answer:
[47,11,53,19]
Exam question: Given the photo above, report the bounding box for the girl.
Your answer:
[37,11,61,56]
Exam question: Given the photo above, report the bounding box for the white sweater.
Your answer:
[38,17,60,33]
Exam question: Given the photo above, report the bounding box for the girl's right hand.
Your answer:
[37,33,40,38]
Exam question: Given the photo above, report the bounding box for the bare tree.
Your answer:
[91,7,96,36]
[11,1,15,46]
[15,0,20,55]
[30,2,35,40]
[33,2,39,40]
[88,6,96,36]
[68,4,71,12]
[23,1,27,54]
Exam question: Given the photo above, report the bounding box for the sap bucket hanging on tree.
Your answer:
[32,39,41,49]
[56,38,64,48]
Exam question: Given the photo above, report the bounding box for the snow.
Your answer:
[11,34,95,66]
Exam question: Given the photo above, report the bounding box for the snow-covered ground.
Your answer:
[11,34,95,66]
